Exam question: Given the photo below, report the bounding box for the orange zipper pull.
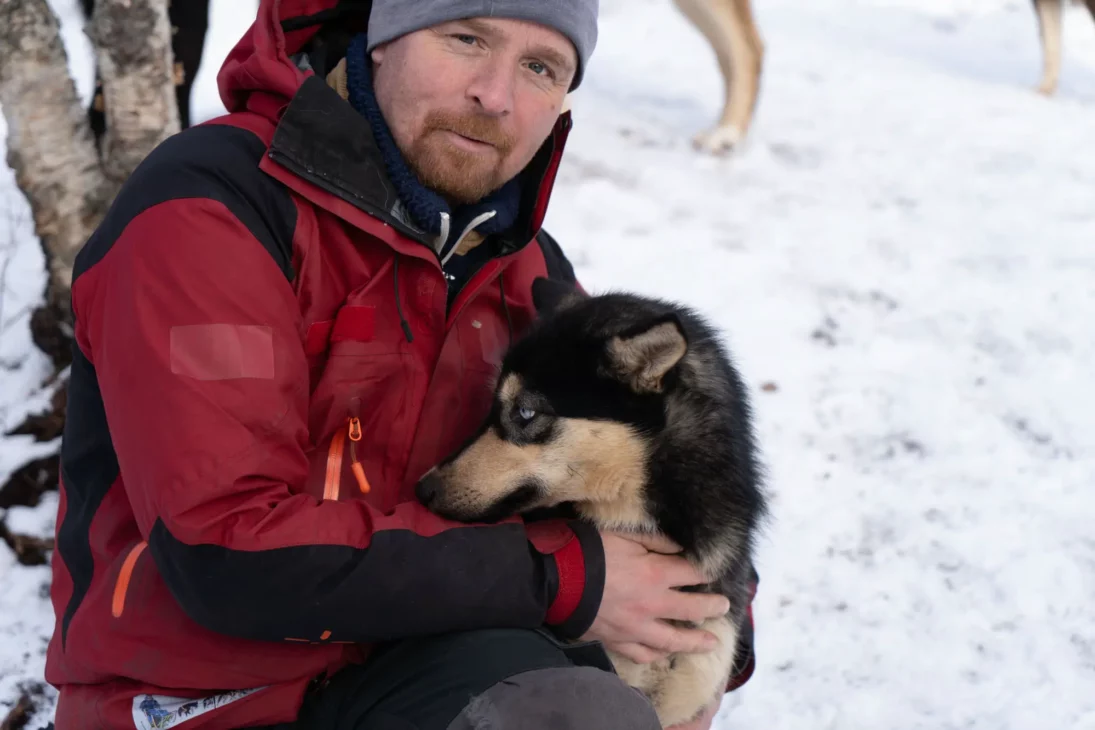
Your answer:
[347,416,371,494]
[350,461,371,494]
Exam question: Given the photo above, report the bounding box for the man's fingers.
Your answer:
[639,621,721,655]
[657,591,731,623]
[615,530,683,555]
[657,554,712,588]
[609,642,668,665]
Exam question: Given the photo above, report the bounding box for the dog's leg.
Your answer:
[672,0,764,154]
[1033,0,1064,95]
[607,649,662,699]
[647,615,739,727]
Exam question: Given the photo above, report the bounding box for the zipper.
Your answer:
[444,133,561,322]
[347,396,371,494]
[441,210,497,267]
[432,212,452,256]
[323,397,372,501]
[111,540,148,618]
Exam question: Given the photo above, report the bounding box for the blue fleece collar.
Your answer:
[344,33,522,255]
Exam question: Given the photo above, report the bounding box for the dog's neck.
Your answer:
[574,500,657,534]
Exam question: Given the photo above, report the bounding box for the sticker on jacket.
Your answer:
[131,687,264,729]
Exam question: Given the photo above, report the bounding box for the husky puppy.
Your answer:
[416,278,767,727]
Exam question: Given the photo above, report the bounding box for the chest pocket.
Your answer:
[304,290,424,509]
[395,281,518,495]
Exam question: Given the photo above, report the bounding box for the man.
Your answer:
[44,1,759,728]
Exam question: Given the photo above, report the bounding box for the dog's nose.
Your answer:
[416,471,442,506]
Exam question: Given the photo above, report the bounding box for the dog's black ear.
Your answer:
[604,314,688,394]
[531,277,585,316]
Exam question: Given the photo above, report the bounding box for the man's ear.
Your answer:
[604,314,688,394]
[531,277,585,316]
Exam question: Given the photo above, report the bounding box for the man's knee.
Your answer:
[447,665,661,730]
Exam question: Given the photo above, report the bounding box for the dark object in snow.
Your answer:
[0,521,54,566]
[0,456,59,510]
[5,385,66,445]
[0,682,47,730]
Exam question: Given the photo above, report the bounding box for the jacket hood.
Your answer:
[218,0,353,115]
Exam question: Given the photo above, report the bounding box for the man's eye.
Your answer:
[527,61,554,79]
[517,407,537,423]
[453,34,477,45]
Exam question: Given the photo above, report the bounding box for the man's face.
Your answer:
[371,17,577,206]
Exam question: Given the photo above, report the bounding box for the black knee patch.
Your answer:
[447,666,660,730]
[283,629,655,729]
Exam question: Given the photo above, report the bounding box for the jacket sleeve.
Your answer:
[70,134,604,646]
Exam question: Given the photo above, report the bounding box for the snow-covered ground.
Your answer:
[2,0,1093,727]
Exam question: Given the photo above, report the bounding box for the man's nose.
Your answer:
[467,62,515,116]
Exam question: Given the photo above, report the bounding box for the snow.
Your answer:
[2,0,1094,727]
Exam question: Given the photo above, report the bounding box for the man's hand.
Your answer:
[581,531,729,664]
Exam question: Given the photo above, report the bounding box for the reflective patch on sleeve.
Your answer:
[170,324,275,381]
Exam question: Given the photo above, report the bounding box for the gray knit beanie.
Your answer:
[366,0,599,90]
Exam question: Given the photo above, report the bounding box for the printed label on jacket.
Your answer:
[131,687,264,729]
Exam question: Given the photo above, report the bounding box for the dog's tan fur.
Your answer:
[428,373,653,528]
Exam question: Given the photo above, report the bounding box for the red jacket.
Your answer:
[44,2,757,727]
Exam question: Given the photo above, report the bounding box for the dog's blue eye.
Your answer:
[517,407,536,423]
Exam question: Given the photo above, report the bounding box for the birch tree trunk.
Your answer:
[86,0,180,187]
[0,0,177,356]
[0,0,112,329]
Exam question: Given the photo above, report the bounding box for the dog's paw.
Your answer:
[1036,80,1058,97]
[692,125,743,155]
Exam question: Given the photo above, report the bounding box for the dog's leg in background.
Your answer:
[672,0,764,154]
[1033,0,1064,95]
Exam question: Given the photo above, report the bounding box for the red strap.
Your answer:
[305,320,334,356]
[544,536,585,625]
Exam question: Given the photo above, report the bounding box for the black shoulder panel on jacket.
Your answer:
[72,124,297,284]
[534,228,577,285]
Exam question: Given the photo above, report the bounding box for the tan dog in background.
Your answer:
[671,0,765,153]
[571,0,1091,154]
[1033,0,1095,95]
[566,0,766,155]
